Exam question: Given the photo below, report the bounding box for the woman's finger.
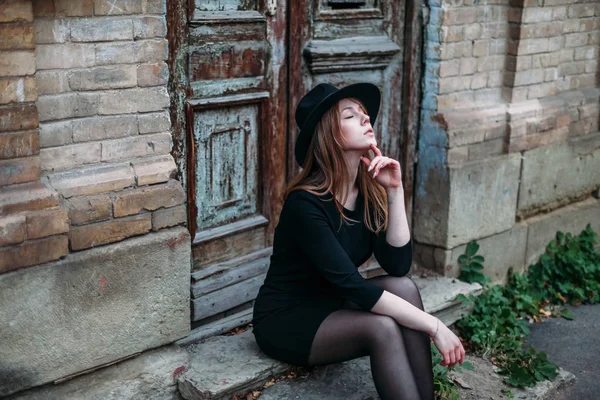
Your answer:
[368,156,383,172]
[370,143,382,157]
[373,158,392,178]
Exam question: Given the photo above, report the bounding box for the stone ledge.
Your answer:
[0,181,58,215]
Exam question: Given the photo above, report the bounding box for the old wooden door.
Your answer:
[183,0,421,337]
[184,0,287,336]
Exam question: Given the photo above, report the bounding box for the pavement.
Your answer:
[525,304,600,400]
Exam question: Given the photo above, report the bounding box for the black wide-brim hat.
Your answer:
[294,82,381,167]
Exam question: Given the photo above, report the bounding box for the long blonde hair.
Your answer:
[287,99,388,233]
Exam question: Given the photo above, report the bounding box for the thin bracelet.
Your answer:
[430,318,439,340]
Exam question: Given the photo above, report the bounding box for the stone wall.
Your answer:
[0,0,191,396]
[414,0,600,283]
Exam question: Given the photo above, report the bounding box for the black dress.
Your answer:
[252,189,412,366]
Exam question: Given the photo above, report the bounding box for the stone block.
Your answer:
[525,198,600,267]
[98,87,169,115]
[25,207,69,240]
[144,0,166,14]
[415,153,521,248]
[0,227,190,396]
[137,110,171,134]
[0,104,38,132]
[439,60,460,78]
[0,235,68,274]
[0,181,58,215]
[131,154,176,186]
[34,18,69,44]
[68,65,137,91]
[36,70,69,95]
[54,0,93,16]
[69,213,152,250]
[66,194,112,226]
[0,50,35,77]
[137,62,168,87]
[567,4,595,19]
[101,132,171,162]
[0,130,39,160]
[468,138,504,160]
[152,204,186,231]
[0,214,25,246]
[32,0,54,17]
[0,22,34,50]
[0,77,37,105]
[39,120,73,147]
[95,39,168,66]
[72,115,138,143]
[444,7,477,25]
[40,142,102,172]
[35,44,95,70]
[46,162,135,198]
[564,33,589,48]
[519,38,550,55]
[70,18,133,42]
[112,180,184,218]
[37,92,98,122]
[0,0,33,23]
[0,157,40,187]
[518,133,600,216]
[133,16,167,39]
[93,0,143,15]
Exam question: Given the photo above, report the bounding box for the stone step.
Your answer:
[0,181,58,216]
[176,276,482,400]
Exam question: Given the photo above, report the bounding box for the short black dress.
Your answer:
[252,189,412,366]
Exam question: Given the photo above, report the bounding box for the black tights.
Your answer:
[307,276,434,400]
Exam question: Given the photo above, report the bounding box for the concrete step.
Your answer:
[176,276,482,400]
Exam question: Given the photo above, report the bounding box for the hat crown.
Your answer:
[295,83,338,130]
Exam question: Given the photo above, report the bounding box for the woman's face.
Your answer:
[337,98,377,152]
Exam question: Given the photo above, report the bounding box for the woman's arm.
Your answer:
[385,187,410,247]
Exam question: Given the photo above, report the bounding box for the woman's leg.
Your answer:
[308,309,421,400]
[368,276,434,400]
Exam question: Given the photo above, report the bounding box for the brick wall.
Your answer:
[0,0,186,273]
[415,0,600,281]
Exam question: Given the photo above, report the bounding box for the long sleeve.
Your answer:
[372,232,412,277]
[285,192,384,310]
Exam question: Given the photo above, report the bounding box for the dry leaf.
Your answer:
[452,376,472,390]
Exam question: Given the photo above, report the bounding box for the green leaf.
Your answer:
[472,255,485,263]
[461,361,475,371]
[467,241,480,256]
[560,309,576,320]
[458,254,469,265]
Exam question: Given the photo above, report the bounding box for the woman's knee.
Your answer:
[376,276,424,310]
[367,315,403,345]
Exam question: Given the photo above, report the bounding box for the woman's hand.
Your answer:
[431,319,465,367]
[360,144,403,190]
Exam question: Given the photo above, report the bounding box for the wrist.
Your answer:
[428,316,439,338]
[386,186,404,199]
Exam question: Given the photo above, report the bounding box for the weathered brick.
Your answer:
[40,142,102,172]
[65,194,112,226]
[580,19,599,32]
[0,156,40,186]
[437,91,475,110]
[34,18,70,44]
[144,0,166,14]
[585,60,598,74]
[472,40,488,57]
[137,62,168,87]
[0,104,38,132]
[36,44,95,70]
[54,0,93,17]
[522,8,554,23]
[37,93,98,122]
[70,18,133,42]
[519,38,550,55]
[440,41,473,59]
[93,0,143,15]
[32,0,54,17]
[0,22,34,50]
[136,39,168,63]
[131,155,176,186]
[477,55,504,72]
[101,132,171,162]
[559,61,586,76]
[152,204,186,231]
[520,22,564,39]
[487,71,503,87]
[533,51,561,68]
[528,82,557,99]
[488,39,507,55]
[556,114,571,129]
[464,24,482,41]
[0,215,25,246]
[0,0,33,23]
[440,25,464,43]
[439,60,460,77]
[579,103,600,119]
[544,68,558,82]
[138,111,171,134]
[26,207,69,240]
[588,31,600,46]
[36,70,69,95]
[474,88,504,105]
[471,73,488,89]
[0,181,58,216]
[0,76,36,107]
[47,162,135,198]
[39,120,73,148]
[0,50,35,76]
[0,130,39,159]
[439,76,471,94]
[459,57,477,75]
[68,65,137,91]
[560,48,575,63]
[480,22,508,39]
[568,4,595,19]
[514,69,545,86]
[444,7,477,25]
[98,87,169,115]
[548,37,564,52]
[468,138,504,160]
[68,214,151,251]
[552,6,568,21]
[112,180,184,218]
[133,16,167,39]
[0,235,68,273]
[565,33,588,48]
[73,115,138,143]
[447,146,469,164]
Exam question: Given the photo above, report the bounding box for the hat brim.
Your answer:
[294,83,381,167]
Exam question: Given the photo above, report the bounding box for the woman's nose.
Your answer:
[362,113,370,124]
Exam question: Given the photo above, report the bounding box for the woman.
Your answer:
[252,83,464,400]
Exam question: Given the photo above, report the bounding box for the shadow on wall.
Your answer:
[0,363,38,398]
